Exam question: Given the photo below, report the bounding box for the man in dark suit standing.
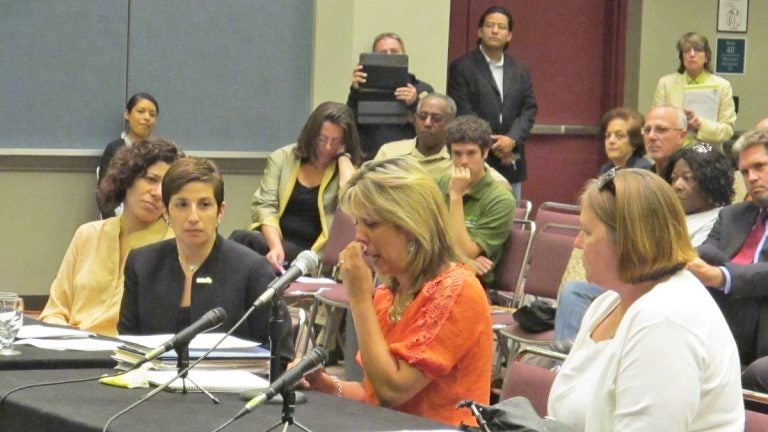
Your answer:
[688,129,768,365]
[447,5,537,198]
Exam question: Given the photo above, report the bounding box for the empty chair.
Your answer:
[491,219,536,307]
[497,223,580,362]
[534,201,580,230]
[515,199,533,221]
[499,347,566,416]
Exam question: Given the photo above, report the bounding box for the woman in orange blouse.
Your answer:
[302,158,493,426]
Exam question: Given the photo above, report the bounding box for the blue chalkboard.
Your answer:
[0,0,313,152]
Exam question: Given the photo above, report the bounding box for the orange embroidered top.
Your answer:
[359,264,493,426]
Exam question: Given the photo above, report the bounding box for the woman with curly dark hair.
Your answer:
[39,138,183,336]
[662,143,734,245]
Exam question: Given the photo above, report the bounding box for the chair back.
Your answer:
[746,410,768,432]
[515,199,533,221]
[493,220,536,306]
[534,201,580,229]
[499,360,556,416]
[523,223,580,300]
[318,208,357,274]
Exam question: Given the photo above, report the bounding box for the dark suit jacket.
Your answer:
[699,201,768,364]
[448,48,537,183]
[119,235,294,360]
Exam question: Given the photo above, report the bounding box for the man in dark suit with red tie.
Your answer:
[447,5,537,199]
[689,129,768,365]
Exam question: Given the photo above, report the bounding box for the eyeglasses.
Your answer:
[641,125,684,136]
[597,167,620,196]
[692,142,712,153]
[416,112,444,125]
[315,136,343,147]
[483,22,509,31]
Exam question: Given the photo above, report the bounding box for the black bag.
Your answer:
[459,397,573,432]
[512,300,556,333]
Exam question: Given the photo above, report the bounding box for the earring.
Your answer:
[407,240,415,253]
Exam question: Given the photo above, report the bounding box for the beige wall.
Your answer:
[312,0,451,106]
[0,167,260,298]
[636,0,767,129]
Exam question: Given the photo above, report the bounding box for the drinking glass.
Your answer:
[0,293,24,356]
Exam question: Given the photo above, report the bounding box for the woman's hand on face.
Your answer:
[266,247,286,273]
[339,242,373,302]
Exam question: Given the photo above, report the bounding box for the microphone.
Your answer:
[135,307,227,367]
[234,347,328,420]
[252,250,319,308]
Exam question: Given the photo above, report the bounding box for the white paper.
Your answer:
[147,369,269,392]
[118,332,259,350]
[15,338,121,351]
[683,84,719,122]
[296,276,337,284]
[17,324,94,339]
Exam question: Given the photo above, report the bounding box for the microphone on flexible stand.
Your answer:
[252,251,320,309]
[214,347,328,431]
[101,307,229,431]
[1,308,228,408]
[134,307,227,368]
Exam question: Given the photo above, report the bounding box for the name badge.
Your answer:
[196,276,213,284]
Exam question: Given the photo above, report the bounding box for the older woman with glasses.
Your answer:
[598,108,652,174]
[548,168,742,431]
[230,102,363,273]
[653,32,737,147]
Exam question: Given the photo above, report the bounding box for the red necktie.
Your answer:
[732,211,768,265]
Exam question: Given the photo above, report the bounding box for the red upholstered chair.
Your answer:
[491,219,536,307]
[515,199,533,221]
[534,201,580,230]
[746,410,768,432]
[496,223,580,361]
[499,347,566,416]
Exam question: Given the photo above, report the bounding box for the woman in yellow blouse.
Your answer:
[39,138,182,335]
[230,102,363,272]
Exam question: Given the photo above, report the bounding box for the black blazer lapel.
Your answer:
[471,49,502,101]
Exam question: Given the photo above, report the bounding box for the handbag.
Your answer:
[459,397,573,432]
[512,300,556,333]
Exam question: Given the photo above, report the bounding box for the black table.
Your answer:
[0,317,117,370]
[0,368,450,431]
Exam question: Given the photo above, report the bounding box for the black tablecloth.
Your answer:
[0,368,451,431]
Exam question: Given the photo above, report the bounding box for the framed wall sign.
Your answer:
[718,0,748,33]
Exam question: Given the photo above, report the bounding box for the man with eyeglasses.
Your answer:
[436,115,515,286]
[685,130,768,370]
[643,104,688,175]
[448,5,537,199]
[375,93,510,187]
[346,32,434,161]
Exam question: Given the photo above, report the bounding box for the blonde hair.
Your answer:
[582,168,696,283]
[339,157,465,292]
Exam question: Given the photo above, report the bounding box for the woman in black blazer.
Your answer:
[118,157,293,360]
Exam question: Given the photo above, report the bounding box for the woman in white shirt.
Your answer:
[548,168,743,431]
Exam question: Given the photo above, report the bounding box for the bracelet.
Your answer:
[329,375,343,398]
[335,152,351,161]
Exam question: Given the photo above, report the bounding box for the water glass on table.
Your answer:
[0,292,24,356]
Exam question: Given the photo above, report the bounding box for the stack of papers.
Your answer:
[15,325,121,351]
